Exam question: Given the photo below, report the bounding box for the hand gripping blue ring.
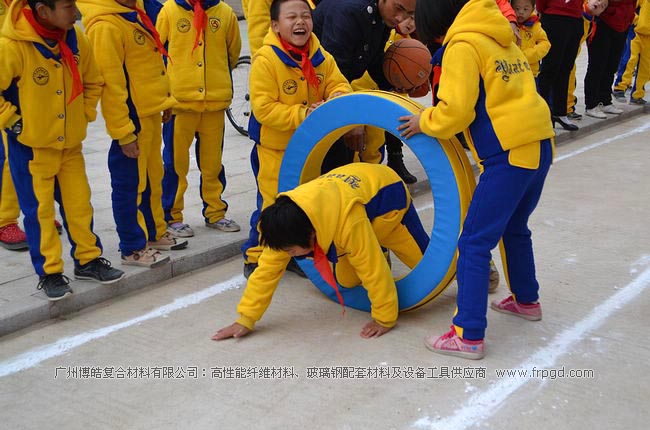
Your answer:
[278,92,464,312]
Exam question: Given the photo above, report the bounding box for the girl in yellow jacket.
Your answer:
[241,0,351,277]
[156,0,242,237]
[213,163,429,340]
[77,0,187,267]
[399,0,555,359]
[511,0,550,79]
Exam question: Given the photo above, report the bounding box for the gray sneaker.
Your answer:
[630,97,647,105]
[206,218,241,232]
[167,222,195,238]
[612,90,627,103]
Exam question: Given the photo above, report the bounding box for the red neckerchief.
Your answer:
[517,14,540,29]
[312,243,345,314]
[23,8,83,104]
[583,3,597,45]
[430,64,441,106]
[134,6,171,61]
[188,0,206,52]
[278,36,319,91]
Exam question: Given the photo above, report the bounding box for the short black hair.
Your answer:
[270,0,312,21]
[415,0,469,44]
[28,0,58,11]
[259,196,314,250]
[510,0,535,7]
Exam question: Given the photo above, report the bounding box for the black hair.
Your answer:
[270,0,312,21]
[28,0,58,11]
[510,0,535,7]
[259,195,314,250]
[415,0,469,45]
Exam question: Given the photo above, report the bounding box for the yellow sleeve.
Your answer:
[0,39,22,129]
[338,206,398,328]
[155,6,170,45]
[247,0,272,56]
[225,9,242,69]
[321,51,353,98]
[86,21,136,144]
[419,41,479,139]
[524,24,551,65]
[236,247,292,330]
[249,54,307,131]
[78,30,104,123]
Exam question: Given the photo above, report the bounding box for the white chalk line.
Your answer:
[0,275,244,378]
[412,265,650,430]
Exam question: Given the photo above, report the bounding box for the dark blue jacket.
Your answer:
[313,0,392,90]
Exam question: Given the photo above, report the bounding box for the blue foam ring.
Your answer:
[278,92,462,312]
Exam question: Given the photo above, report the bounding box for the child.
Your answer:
[241,0,351,278]
[157,0,242,237]
[77,0,187,267]
[511,0,550,80]
[213,163,429,340]
[0,0,124,300]
[566,0,609,121]
[398,0,555,359]
[618,0,649,104]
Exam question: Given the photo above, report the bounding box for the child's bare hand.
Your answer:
[510,22,522,46]
[211,322,252,340]
[397,114,421,139]
[306,100,324,116]
[343,126,366,152]
[162,108,172,123]
[328,91,346,99]
[360,320,393,338]
[121,140,139,158]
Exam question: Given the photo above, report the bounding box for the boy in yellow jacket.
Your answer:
[77,0,187,267]
[0,0,124,300]
[241,0,351,278]
[213,163,429,340]
[157,0,242,237]
[399,0,554,359]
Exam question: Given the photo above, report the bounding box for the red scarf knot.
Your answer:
[23,8,83,104]
[279,36,319,91]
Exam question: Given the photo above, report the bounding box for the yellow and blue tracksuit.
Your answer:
[236,163,429,330]
[517,14,550,78]
[418,0,555,340]
[242,30,351,265]
[629,0,650,99]
[567,7,598,114]
[157,0,241,225]
[0,0,104,275]
[78,0,176,256]
[0,0,21,230]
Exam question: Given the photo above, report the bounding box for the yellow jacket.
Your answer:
[246,0,271,56]
[518,15,550,77]
[77,0,176,145]
[0,0,10,28]
[237,163,410,330]
[156,0,241,112]
[250,30,351,150]
[419,0,553,169]
[0,0,103,149]
[636,0,650,35]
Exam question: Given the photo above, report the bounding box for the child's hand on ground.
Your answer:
[360,320,392,338]
[397,114,421,139]
[121,140,140,158]
[343,126,366,152]
[162,108,172,123]
[211,322,252,340]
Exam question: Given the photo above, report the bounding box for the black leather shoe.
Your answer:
[552,115,579,131]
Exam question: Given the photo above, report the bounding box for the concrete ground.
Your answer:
[0,115,649,429]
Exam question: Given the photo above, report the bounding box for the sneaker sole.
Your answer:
[423,339,485,360]
[148,241,188,251]
[46,291,73,301]
[490,303,542,321]
[74,273,126,285]
[166,229,195,238]
[0,241,29,251]
[205,224,241,232]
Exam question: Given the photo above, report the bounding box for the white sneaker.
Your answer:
[167,222,195,238]
[585,104,607,119]
[601,104,624,114]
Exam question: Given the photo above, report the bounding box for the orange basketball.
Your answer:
[382,38,432,90]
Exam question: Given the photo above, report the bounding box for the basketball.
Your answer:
[382,38,432,90]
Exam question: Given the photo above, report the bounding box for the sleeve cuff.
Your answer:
[236,315,256,331]
[118,134,137,146]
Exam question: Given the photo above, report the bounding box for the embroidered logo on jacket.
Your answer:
[209,17,221,32]
[317,73,324,84]
[494,58,530,82]
[177,18,191,33]
[32,67,49,85]
[134,29,146,45]
[323,173,362,189]
[283,79,298,94]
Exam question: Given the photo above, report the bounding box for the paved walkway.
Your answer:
[0,17,647,337]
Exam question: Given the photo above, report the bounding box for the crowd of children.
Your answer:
[1,0,647,357]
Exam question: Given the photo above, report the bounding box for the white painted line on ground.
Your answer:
[412,265,650,430]
[0,275,244,378]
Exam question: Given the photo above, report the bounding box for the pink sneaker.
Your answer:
[491,295,542,321]
[424,326,485,360]
[0,223,28,251]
